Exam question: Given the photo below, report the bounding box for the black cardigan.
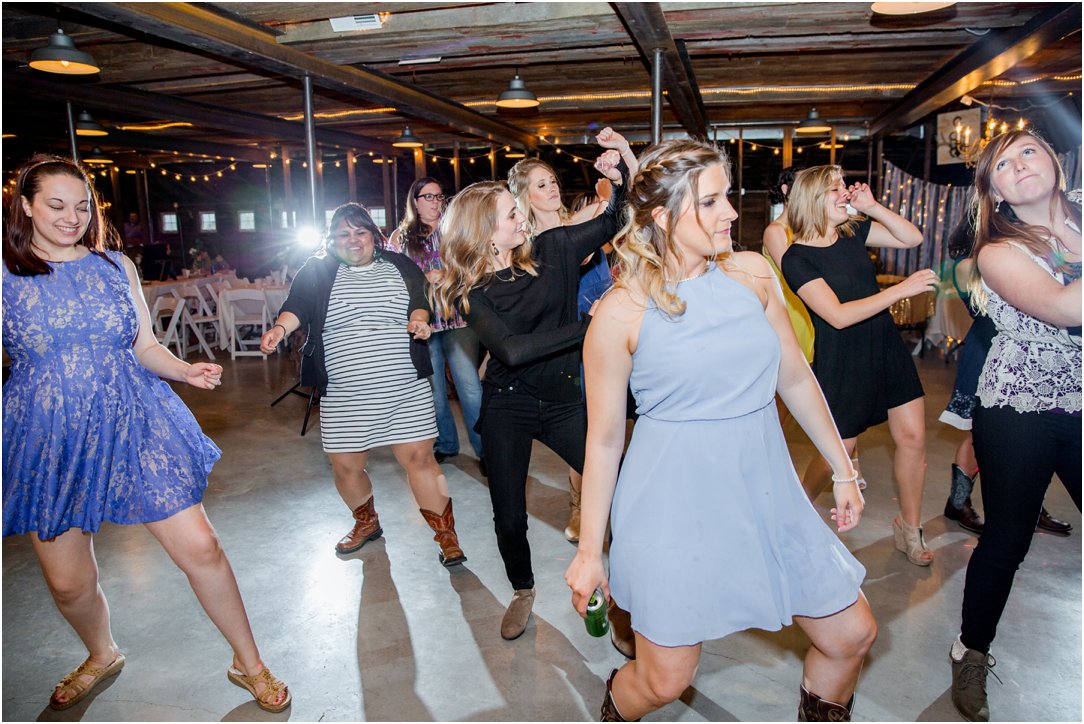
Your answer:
[278,249,433,395]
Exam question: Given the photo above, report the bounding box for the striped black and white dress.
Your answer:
[320,260,437,453]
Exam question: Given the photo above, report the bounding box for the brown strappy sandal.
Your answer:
[227,664,291,713]
[49,653,126,710]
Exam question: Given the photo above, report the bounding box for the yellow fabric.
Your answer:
[763,225,815,363]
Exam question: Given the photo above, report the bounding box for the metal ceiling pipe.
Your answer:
[302,75,319,230]
[65,102,79,162]
[651,48,663,144]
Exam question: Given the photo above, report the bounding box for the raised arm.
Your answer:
[564,288,638,614]
[978,243,1082,327]
[848,183,924,249]
[465,290,590,368]
[558,152,629,265]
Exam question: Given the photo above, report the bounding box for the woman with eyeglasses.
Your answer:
[389,178,486,474]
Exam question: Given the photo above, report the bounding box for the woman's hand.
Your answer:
[594,149,623,183]
[564,550,610,617]
[596,127,630,154]
[830,479,864,533]
[425,268,444,285]
[897,268,940,298]
[847,183,878,214]
[184,362,223,390]
[260,325,286,354]
[407,319,432,340]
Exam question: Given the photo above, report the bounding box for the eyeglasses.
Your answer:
[415,193,445,202]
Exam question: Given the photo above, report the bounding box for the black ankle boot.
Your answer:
[797,684,854,722]
[1037,506,1072,536]
[945,465,984,534]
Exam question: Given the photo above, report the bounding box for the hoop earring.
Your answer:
[994,200,1002,213]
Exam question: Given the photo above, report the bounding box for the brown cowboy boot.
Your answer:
[565,482,582,543]
[600,668,639,722]
[419,499,467,567]
[608,601,636,659]
[797,684,854,722]
[335,496,383,554]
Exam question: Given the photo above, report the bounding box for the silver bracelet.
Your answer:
[831,470,860,485]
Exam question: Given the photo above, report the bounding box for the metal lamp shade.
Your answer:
[29,29,100,75]
[392,125,423,148]
[795,108,832,135]
[496,75,539,109]
[75,111,108,137]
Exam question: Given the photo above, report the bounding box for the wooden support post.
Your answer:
[783,126,793,169]
[281,145,293,228]
[346,150,357,201]
[737,129,744,247]
[453,142,461,192]
[382,156,392,231]
[829,127,837,166]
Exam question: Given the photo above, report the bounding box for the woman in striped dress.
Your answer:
[260,203,466,567]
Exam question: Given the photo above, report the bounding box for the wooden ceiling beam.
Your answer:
[868,3,1081,136]
[2,64,398,155]
[58,2,537,149]
[611,2,709,139]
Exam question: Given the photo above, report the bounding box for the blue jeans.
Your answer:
[429,326,484,457]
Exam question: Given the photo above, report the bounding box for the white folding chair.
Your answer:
[179,284,219,360]
[225,289,270,360]
[150,296,187,358]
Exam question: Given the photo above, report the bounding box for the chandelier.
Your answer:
[951,115,1027,167]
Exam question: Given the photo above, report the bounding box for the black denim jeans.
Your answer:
[480,384,587,591]
[961,404,1082,652]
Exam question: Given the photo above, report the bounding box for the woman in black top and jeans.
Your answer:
[435,133,630,640]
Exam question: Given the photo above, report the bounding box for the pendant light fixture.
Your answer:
[496,72,539,109]
[795,108,833,135]
[29,28,100,75]
[392,125,423,148]
[83,146,113,164]
[75,111,108,137]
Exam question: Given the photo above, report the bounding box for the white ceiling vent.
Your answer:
[329,14,385,32]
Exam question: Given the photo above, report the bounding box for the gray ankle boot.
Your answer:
[944,465,984,534]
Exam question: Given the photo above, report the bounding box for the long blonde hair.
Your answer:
[788,165,859,242]
[613,139,730,317]
[507,157,570,239]
[967,129,1080,311]
[433,181,539,317]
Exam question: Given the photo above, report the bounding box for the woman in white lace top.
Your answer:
[949,130,1081,723]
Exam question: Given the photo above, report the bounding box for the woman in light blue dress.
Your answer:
[565,140,875,722]
[3,156,288,713]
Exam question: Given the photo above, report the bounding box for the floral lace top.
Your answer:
[977,240,1081,414]
[387,225,466,333]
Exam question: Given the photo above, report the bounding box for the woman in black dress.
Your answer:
[781,165,938,567]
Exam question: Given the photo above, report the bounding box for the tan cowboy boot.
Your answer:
[336,496,383,554]
[419,499,467,567]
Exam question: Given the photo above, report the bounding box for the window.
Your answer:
[368,207,386,228]
[238,211,256,231]
[281,210,296,229]
[325,209,336,228]
[199,211,217,232]
[160,212,178,233]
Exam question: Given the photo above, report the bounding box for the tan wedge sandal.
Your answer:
[893,516,933,566]
[49,653,126,710]
[227,664,291,713]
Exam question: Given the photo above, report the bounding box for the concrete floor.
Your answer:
[2,350,1080,722]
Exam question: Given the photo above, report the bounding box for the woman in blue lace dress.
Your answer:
[2,156,289,713]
